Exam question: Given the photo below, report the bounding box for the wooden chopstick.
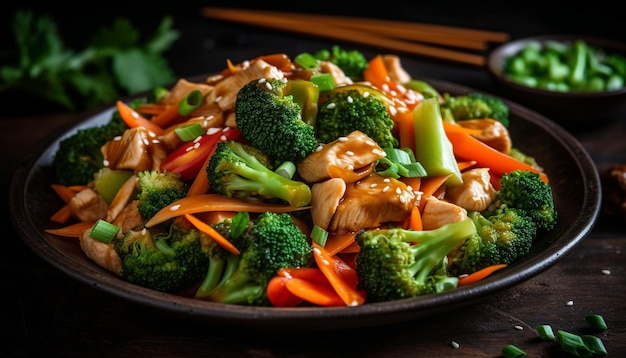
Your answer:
[201,7,509,66]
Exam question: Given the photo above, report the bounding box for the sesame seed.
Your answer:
[185,146,193,152]
[383,178,391,183]
[372,148,386,156]
[258,78,266,83]
[365,139,375,146]
[207,127,221,135]
[214,96,222,103]
[346,150,354,156]
[103,160,109,166]
[113,136,122,141]
[514,325,523,331]
[193,142,201,149]
[194,136,202,143]
[363,91,370,98]
[338,136,348,142]
[316,145,324,152]
[347,96,353,103]
[170,205,181,211]
[382,186,390,192]
[141,228,147,235]
[142,138,149,146]
[602,269,611,275]
[451,341,460,349]
[389,106,398,116]
[382,83,390,92]
[222,127,230,132]
[566,300,574,306]
[346,164,354,170]
[327,102,336,109]
[220,135,227,141]
[265,82,273,90]
[370,183,378,188]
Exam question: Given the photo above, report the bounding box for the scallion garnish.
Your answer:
[536,324,556,341]
[175,123,205,142]
[581,335,608,356]
[294,52,319,69]
[557,330,592,358]
[310,73,336,91]
[501,344,527,358]
[275,161,296,179]
[310,225,328,247]
[178,89,203,116]
[89,219,120,243]
[585,314,608,331]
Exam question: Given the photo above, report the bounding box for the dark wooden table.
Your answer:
[2,4,625,357]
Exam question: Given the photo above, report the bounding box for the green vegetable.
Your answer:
[557,330,592,357]
[316,84,398,148]
[452,208,537,275]
[136,170,188,221]
[375,147,427,179]
[355,218,476,302]
[585,314,608,331]
[52,115,127,186]
[206,140,312,207]
[581,335,608,356]
[504,38,626,93]
[198,212,314,305]
[174,123,205,142]
[113,223,211,293]
[536,324,556,341]
[412,97,463,186]
[492,170,557,232]
[313,45,369,81]
[93,168,134,204]
[177,90,203,116]
[439,92,510,127]
[88,219,120,243]
[235,78,319,165]
[501,344,527,358]
[0,9,180,112]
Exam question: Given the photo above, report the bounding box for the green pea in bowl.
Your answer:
[486,35,626,129]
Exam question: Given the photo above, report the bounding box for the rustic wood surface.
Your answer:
[2,3,624,357]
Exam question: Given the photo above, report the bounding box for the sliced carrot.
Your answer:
[185,144,217,197]
[149,103,185,127]
[442,120,483,135]
[312,242,366,306]
[51,184,79,203]
[395,109,416,151]
[407,206,423,231]
[116,100,164,136]
[136,103,166,115]
[445,130,549,183]
[457,160,477,171]
[45,221,95,238]
[49,204,73,224]
[184,213,240,255]
[457,264,508,286]
[399,175,421,193]
[324,231,358,256]
[284,277,345,307]
[417,174,452,212]
[277,267,330,285]
[266,276,304,307]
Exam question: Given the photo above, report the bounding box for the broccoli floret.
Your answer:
[493,170,557,232]
[313,45,369,81]
[113,223,211,293]
[355,218,476,302]
[234,78,318,166]
[136,170,188,220]
[206,140,312,207]
[440,92,510,127]
[452,208,537,275]
[316,85,398,148]
[204,211,314,305]
[52,115,127,185]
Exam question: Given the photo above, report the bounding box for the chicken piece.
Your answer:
[328,173,416,232]
[319,61,354,87]
[310,178,347,230]
[102,127,168,172]
[459,119,512,154]
[205,59,284,112]
[69,187,108,222]
[383,54,412,84]
[161,78,213,106]
[79,229,122,276]
[445,168,497,212]
[297,130,386,184]
[111,200,144,233]
[421,196,468,230]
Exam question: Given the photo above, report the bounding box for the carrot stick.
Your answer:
[266,276,304,307]
[407,206,423,230]
[277,267,330,284]
[49,204,73,224]
[149,103,185,127]
[339,241,360,254]
[442,120,483,135]
[395,110,415,151]
[116,100,164,136]
[45,221,95,238]
[284,277,345,307]
[417,174,452,211]
[145,194,311,228]
[136,103,166,115]
[185,145,216,196]
[312,242,366,306]
[324,231,358,256]
[51,184,79,203]
[445,130,549,183]
[457,263,508,286]
[457,160,477,171]
[184,213,240,255]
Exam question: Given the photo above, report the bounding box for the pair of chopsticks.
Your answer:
[201,7,510,67]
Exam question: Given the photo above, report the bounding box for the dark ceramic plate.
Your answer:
[9,78,601,331]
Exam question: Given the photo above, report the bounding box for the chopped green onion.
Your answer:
[536,324,556,341]
[275,161,296,179]
[178,89,203,116]
[89,219,120,243]
[581,335,608,356]
[376,147,427,178]
[501,344,527,358]
[585,314,608,331]
[557,330,592,358]
[311,225,329,247]
[294,52,319,69]
[310,73,336,91]
[175,123,205,142]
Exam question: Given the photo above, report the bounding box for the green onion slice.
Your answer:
[581,335,608,356]
[311,225,329,247]
[557,330,592,358]
[275,161,297,179]
[178,89,203,116]
[294,52,319,69]
[175,123,205,142]
[89,219,120,243]
[585,314,608,331]
[536,324,556,341]
[310,73,336,91]
[501,344,527,358]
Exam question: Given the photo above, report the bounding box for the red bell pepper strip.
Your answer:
[160,127,240,181]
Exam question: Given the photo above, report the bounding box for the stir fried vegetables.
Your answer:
[45,46,557,307]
